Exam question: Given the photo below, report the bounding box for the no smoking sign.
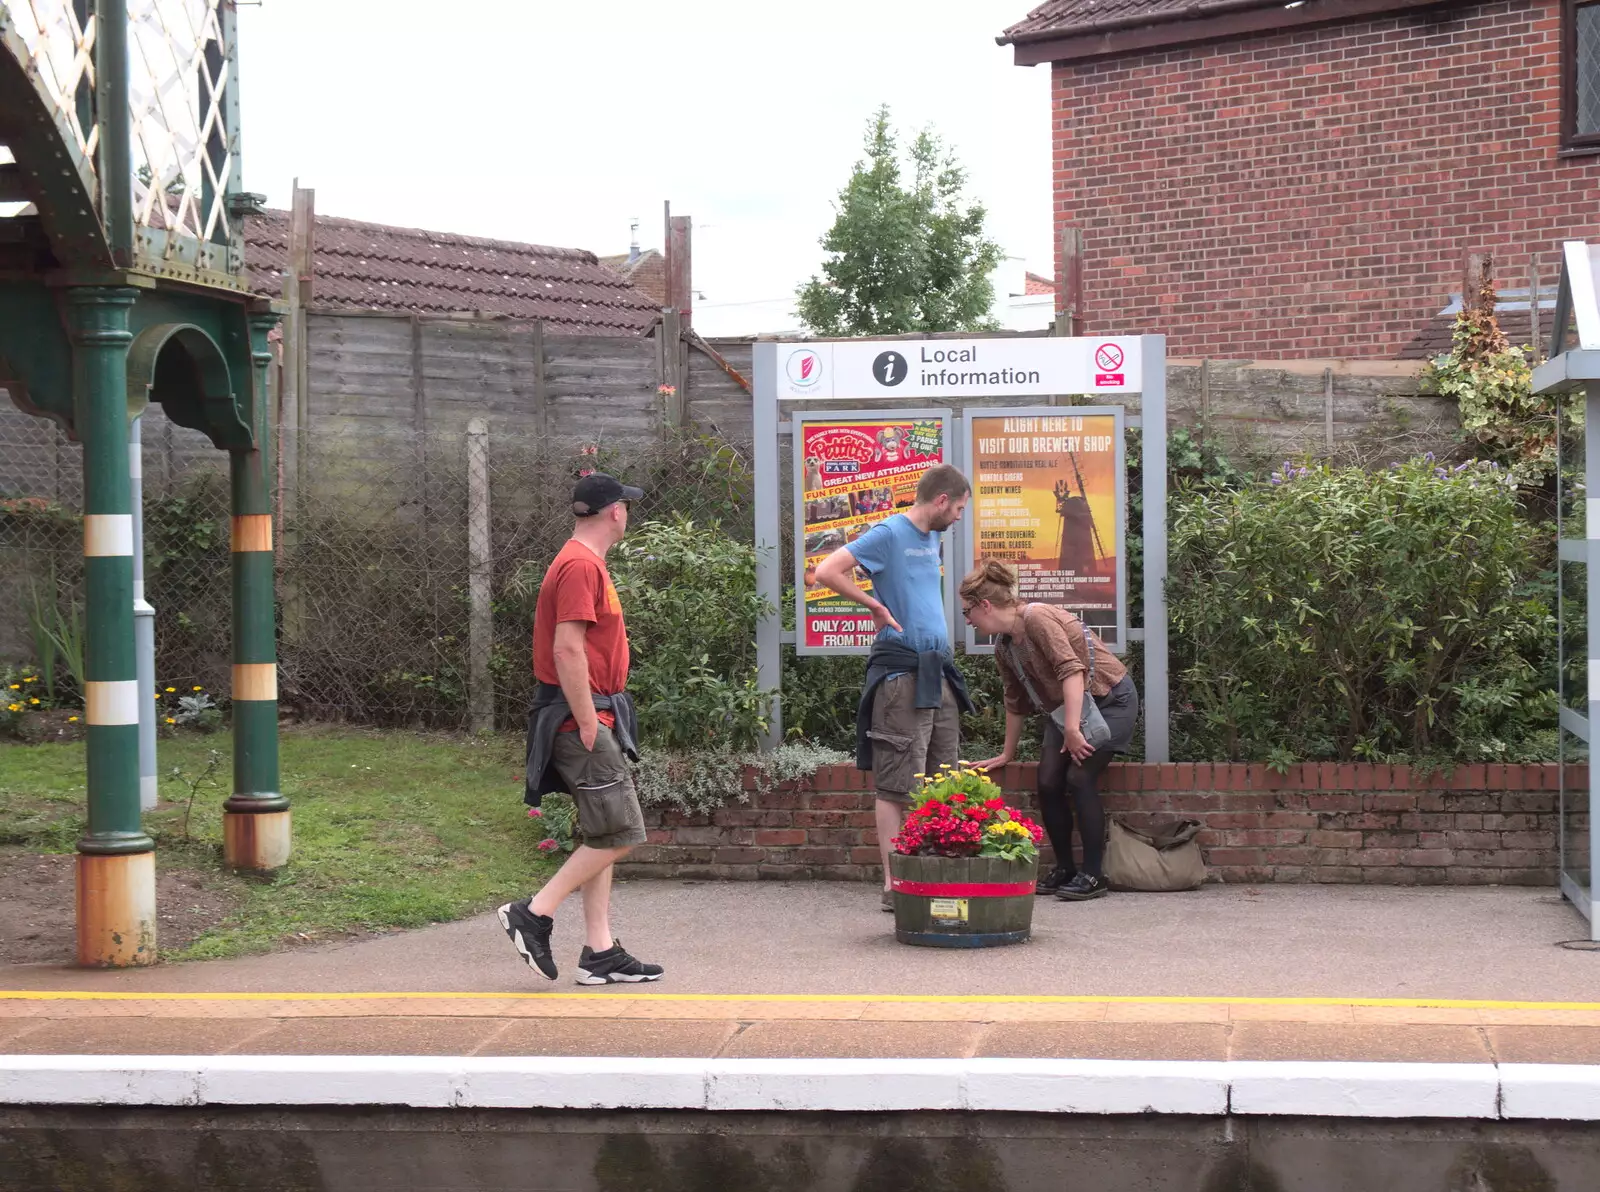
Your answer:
[1094,342,1125,387]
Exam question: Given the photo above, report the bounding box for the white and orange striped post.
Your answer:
[68,287,157,966]
[222,313,290,870]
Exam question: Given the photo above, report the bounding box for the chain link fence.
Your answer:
[1,417,755,728]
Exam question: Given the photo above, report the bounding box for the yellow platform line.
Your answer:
[4,991,1600,1012]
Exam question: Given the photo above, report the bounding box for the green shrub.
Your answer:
[1421,264,1581,487]
[510,517,774,752]
[1168,455,1555,762]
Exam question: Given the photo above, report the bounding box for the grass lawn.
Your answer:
[0,726,557,961]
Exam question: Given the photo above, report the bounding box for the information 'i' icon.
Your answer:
[871,351,907,387]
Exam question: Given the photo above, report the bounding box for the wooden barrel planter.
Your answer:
[888,853,1037,948]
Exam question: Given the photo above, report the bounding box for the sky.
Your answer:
[235,0,1055,335]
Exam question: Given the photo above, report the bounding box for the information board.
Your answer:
[962,406,1127,652]
[793,409,955,655]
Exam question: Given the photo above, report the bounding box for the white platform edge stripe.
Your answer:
[0,1058,1597,1119]
[1588,497,1600,537]
[84,680,141,726]
[83,514,134,557]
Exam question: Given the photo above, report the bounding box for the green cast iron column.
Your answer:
[223,313,288,868]
[68,287,150,857]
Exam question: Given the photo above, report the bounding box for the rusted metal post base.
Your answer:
[75,852,157,967]
[223,810,292,872]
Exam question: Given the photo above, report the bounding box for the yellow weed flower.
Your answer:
[164,687,175,693]
[6,704,19,712]
[22,676,35,682]
[67,716,78,723]
[164,717,176,725]
[28,698,39,705]
[7,684,17,690]
[192,685,203,692]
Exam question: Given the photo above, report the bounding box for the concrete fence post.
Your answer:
[467,418,494,735]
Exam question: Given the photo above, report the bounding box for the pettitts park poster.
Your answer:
[796,415,948,652]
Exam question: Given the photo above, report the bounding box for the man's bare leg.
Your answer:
[876,797,905,893]
[579,858,620,951]
[529,844,627,920]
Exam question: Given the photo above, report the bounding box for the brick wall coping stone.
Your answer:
[791,762,1579,795]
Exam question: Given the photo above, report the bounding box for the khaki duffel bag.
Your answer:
[1104,817,1206,892]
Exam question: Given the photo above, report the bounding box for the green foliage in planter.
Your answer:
[635,741,851,818]
[1169,455,1555,762]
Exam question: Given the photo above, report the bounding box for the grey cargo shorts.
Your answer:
[550,725,648,849]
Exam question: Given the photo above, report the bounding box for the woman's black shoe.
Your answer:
[1035,866,1077,895]
[1056,873,1109,901]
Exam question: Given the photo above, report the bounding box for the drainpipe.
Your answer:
[130,414,157,811]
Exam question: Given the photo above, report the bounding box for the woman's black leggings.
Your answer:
[1037,717,1115,877]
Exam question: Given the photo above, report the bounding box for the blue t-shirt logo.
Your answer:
[847,514,948,655]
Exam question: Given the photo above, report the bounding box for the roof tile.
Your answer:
[1002,0,1285,43]
[244,209,658,335]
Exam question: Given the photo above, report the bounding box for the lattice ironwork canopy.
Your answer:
[0,0,250,288]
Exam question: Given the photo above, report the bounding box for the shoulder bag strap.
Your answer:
[1077,613,1097,692]
[1002,604,1050,714]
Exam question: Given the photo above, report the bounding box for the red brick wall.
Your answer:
[1052,1,1600,358]
[619,763,1576,886]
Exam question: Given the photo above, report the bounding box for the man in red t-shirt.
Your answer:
[498,473,663,986]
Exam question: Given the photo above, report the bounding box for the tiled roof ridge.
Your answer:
[256,207,600,264]
[1002,0,1292,45]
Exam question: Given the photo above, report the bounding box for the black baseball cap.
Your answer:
[572,472,644,516]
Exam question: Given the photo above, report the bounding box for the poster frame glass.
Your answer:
[960,404,1127,656]
[792,407,957,657]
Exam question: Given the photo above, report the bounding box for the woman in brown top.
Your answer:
[959,560,1139,901]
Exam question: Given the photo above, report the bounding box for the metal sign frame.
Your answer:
[960,405,1128,656]
[792,408,957,657]
[1535,239,1600,941]
[751,334,1169,761]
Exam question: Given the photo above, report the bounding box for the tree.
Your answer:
[796,107,1004,337]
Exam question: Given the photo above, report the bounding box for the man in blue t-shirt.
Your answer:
[814,463,972,910]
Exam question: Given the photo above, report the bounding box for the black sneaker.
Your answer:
[497,900,556,980]
[1056,873,1110,901]
[576,938,664,985]
[1035,866,1077,895]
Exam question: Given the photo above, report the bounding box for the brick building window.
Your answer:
[1567,0,1600,151]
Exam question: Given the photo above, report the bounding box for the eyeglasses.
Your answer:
[960,605,975,620]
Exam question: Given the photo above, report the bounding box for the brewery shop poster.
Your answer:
[796,413,949,652]
[968,410,1123,625]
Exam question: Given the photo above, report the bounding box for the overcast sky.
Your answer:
[236,0,1054,333]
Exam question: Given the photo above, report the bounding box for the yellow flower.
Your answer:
[28,698,39,705]
[192,685,203,692]
[67,716,78,723]
[6,704,19,713]
[22,676,35,682]
[7,684,17,690]
[164,687,175,693]
[164,717,175,725]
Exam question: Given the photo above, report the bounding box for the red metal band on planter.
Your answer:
[890,880,1035,897]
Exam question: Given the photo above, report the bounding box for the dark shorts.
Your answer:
[550,725,648,849]
[867,674,961,803]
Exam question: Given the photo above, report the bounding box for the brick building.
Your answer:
[1000,0,1600,358]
